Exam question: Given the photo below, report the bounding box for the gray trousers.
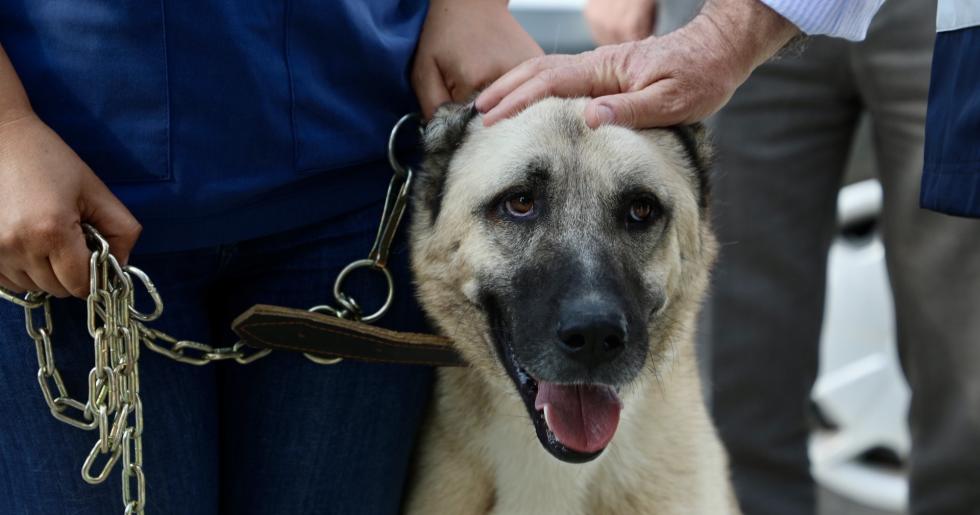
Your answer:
[694,0,980,514]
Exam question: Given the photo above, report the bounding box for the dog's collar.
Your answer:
[233,304,466,367]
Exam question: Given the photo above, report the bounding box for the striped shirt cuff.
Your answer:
[759,0,886,41]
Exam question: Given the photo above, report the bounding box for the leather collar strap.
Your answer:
[232,304,466,367]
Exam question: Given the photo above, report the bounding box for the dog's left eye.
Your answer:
[630,199,653,222]
[630,201,652,222]
[626,197,660,227]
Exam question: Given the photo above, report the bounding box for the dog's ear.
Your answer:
[417,102,480,223]
[666,123,713,212]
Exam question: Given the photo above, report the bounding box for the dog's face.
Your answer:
[410,98,716,463]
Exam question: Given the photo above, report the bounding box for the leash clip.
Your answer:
[330,113,422,324]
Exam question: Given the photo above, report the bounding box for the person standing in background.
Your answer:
[545,0,980,514]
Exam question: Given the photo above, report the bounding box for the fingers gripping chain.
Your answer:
[0,114,423,514]
[0,226,320,514]
[0,226,151,513]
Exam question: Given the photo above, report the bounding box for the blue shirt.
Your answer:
[0,1,427,253]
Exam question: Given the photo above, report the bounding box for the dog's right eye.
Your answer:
[503,193,536,219]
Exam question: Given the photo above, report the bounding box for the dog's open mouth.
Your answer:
[500,340,623,463]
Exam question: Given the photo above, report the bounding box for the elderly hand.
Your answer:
[585,0,659,46]
[476,0,798,129]
[412,0,544,119]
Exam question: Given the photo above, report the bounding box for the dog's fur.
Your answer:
[404,98,738,514]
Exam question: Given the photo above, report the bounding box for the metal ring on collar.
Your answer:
[387,113,422,180]
[332,259,394,324]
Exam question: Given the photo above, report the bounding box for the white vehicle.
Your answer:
[508,3,911,512]
[811,179,910,513]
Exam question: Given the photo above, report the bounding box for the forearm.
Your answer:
[0,44,33,125]
[687,0,800,77]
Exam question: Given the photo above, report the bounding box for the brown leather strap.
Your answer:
[232,304,466,367]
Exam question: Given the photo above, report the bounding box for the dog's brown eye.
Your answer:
[629,200,653,223]
[505,194,535,217]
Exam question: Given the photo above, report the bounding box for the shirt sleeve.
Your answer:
[758,0,886,41]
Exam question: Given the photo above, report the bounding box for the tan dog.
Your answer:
[405,98,738,514]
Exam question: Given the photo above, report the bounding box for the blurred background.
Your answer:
[508,1,911,514]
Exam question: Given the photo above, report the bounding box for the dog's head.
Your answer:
[410,98,716,463]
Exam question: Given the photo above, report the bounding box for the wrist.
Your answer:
[0,46,34,128]
[0,107,36,134]
[686,0,799,80]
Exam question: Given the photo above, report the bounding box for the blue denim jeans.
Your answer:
[0,202,434,514]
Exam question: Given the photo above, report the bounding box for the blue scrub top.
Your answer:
[922,27,980,218]
[0,1,428,253]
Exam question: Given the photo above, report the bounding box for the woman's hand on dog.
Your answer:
[584,0,659,46]
[412,0,544,120]
[476,0,798,129]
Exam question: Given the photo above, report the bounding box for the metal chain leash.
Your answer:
[0,229,150,514]
[0,113,423,514]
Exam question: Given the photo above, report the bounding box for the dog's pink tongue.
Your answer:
[534,382,622,454]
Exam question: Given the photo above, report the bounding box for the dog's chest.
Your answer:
[483,408,601,515]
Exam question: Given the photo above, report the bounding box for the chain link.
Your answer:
[0,113,422,514]
[4,227,150,512]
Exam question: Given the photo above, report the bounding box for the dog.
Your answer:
[404,98,738,514]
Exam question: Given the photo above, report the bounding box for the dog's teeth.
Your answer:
[516,367,530,385]
[542,405,553,430]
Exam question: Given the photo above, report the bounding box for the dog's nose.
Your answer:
[556,300,627,368]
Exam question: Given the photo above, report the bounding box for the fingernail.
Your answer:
[595,104,615,126]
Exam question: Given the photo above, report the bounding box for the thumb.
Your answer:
[413,57,453,120]
[79,176,142,265]
[584,81,685,129]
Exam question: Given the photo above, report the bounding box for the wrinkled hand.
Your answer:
[412,0,543,119]
[0,113,141,298]
[585,0,659,46]
[477,0,797,129]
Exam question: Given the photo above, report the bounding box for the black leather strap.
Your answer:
[232,304,466,367]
